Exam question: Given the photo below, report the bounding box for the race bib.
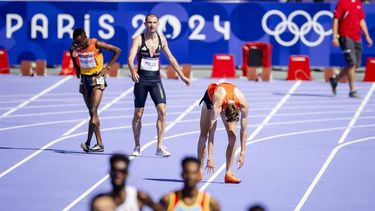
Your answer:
[140,57,159,71]
[96,76,105,85]
[78,56,96,68]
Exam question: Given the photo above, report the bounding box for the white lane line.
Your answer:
[295,83,375,211]
[62,90,203,211]
[0,87,134,178]
[0,76,73,119]
[294,136,375,211]
[63,87,134,136]
[0,119,83,132]
[63,121,375,211]
[200,80,302,191]
[337,83,375,144]
[0,132,85,179]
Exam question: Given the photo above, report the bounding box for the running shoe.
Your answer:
[90,144,104,152]
[80,142,90,153]
[349,90,359,98]
[155,146,171,157]
[329,78,337,95]
[130,146,141,157]
[224,172,241,184]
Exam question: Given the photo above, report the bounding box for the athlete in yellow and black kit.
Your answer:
[70,28,121,152]
[159,157,220,211]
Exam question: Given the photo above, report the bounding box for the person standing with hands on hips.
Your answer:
[330,0,373,98]
[70,28,121,152]
[128,14,191,157]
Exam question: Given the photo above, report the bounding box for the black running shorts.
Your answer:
[133,81,166,108]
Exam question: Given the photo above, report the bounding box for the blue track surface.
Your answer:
[1,75,374,211]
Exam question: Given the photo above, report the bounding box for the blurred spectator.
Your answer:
[90,193,116,211]
[108,154,162,210]
[159,156,221,211]
[248,204,267,211]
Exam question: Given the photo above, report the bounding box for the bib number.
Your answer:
[140,58,159,71]
[96,76,105,85]
[78,56,96,68]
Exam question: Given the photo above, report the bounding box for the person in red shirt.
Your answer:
[197,82,249,184]
[330,0,373,97]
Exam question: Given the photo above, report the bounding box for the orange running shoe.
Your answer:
[224,172,241,184]
[198,170,203,181]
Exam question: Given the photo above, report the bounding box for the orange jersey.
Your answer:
[167,191,211,211]
[207,82,241,110]
[76,38,103,75]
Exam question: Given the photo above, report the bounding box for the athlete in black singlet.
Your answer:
[127,14,191,157]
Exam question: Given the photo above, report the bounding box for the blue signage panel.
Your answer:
[0,2,374,66]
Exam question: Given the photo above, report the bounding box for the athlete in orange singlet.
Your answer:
[198,82,249,183]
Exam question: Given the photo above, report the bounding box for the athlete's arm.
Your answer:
[159,194,170,210]
[210,196,221,211]
[160,36,191,86]
[69,44,80,78]
[128,36,142,82]
[360,19,373,47]
[332,18,340,47]
[96,40,121,77]
[235,89,249,169]
[137,191,163,211]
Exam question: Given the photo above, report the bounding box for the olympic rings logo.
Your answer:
[262,10,333,47]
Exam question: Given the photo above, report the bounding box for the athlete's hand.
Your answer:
[182,76,191,86]
[98,67,109,77]
[205,159,215,174]
[366,36,373,47]
[332,38,339,47]
[131,72,140,83]
[236,154,245,170]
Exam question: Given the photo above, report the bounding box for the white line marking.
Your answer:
[63,87,134,136]
[62,122,375,211]
[62,89,203,211]
[337,83,375,144]
[295,83,375,211]
[200,80,302,191]
[294,136,375,211]
[0,132,85,179]
[0,87,134,178]
[0,76,72,119]
[0,119,83,132]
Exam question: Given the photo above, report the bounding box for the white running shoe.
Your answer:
[155,146,171,157]
[131,146,141,157]
[90,144,104,152]
[80,142,89,153]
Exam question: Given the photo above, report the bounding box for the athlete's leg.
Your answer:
[81,79,94,147]
[89,88,104,146]
[198,104,211,170]
[132,82,148,149]
[132,107,144,147]
[149,82,169,156]
[156,103,166,148]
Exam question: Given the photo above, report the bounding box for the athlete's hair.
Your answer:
[73,28,86,39]
[181,156,200,172]
[225,103,240,123]
[110,153,130,170]
[248,204,266,211]
[145,13,159,22]
[90,193,115,211]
